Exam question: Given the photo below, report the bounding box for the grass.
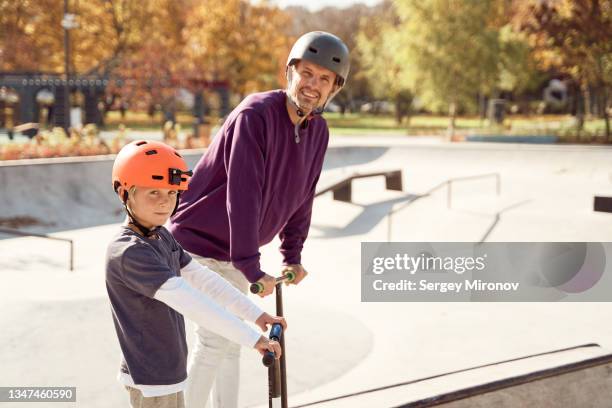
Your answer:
[64,110,612,140]
[324,113,609,139]
[4,111,608,160]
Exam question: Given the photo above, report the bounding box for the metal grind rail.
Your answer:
[387,173,501,241]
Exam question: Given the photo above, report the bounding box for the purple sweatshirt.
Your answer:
[168,90,329,283]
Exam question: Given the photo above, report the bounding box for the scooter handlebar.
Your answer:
[250,271,296,294]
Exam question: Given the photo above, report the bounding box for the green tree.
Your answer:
[496,25,543,96]
[357,3,415,124]
[391,0,503,132]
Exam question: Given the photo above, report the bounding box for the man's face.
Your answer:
[288,60,336,113]
[124,186,178,229]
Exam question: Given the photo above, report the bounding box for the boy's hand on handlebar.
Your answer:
[255,312,287,332]
[254,336,281,359]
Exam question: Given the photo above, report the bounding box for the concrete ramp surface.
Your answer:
[2,139,612,407]
[293,344,612,408]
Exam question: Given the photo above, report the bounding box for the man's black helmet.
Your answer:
[287,31,350,87]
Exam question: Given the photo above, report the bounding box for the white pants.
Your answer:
[185,255,249,408]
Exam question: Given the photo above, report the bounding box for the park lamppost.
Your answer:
[0,87,20,140]
[61,1,78,131]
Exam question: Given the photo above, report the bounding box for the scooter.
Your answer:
[250,273,295,408]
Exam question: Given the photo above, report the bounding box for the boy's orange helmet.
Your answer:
[112,140,192,192]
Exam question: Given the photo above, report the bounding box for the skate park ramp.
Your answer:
[289,344,612,408]
[2,138,611,240]
[0,149,204,234]
[0,146,389,235]
[2,139,611,240]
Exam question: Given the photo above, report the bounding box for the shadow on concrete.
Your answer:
[0,216,124,241]
[322,146,389,171]
[0,254,69,271]
[310,193,420,239]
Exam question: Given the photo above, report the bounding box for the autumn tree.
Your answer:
[0,0,65,72]
[183,0,291,98]
[2,0,293,123]
[0,0,170,75]
[102,0,190,117]
[512,0,612,139]
[0,0,187,117]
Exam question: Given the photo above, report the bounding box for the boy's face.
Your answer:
[124,186,178,229]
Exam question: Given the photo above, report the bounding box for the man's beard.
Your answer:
[291,87,321,114]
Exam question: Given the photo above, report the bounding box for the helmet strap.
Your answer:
[286,66,316,119]
[171,192,181,217]
[286,68,314,144]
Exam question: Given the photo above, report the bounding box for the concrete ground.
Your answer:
[1,135,612,407]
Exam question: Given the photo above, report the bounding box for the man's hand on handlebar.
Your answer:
[254,273,276,297]
[282,264,308,285]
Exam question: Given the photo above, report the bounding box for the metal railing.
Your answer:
[479,199,531,242]
[447,173,500,209]
[594,196,612,213]
[315,170,403,202]
[0,227,74,271]
[387,173,501,241]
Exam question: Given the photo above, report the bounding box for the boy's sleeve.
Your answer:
[181,259,263,322]
[120,244,174,298]
[154,277,262,348]
[178,244,193,269]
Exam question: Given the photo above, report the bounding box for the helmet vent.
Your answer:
[174,152,182,158]
[136,141,147,146]
[308,47,318,54]
[333,57,341,63]
[145,149,158,155]
[152,175,164,180]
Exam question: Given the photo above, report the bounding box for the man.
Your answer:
[168,31,350,408]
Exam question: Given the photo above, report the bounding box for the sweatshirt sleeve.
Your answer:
[224,110,267,283]
[180,259,263,322]
[278,176,318,266]
[154,276,261,348]
[279,183,316,265]
[279,122,328,266]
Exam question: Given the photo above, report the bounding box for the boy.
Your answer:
[106,140,284,408]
